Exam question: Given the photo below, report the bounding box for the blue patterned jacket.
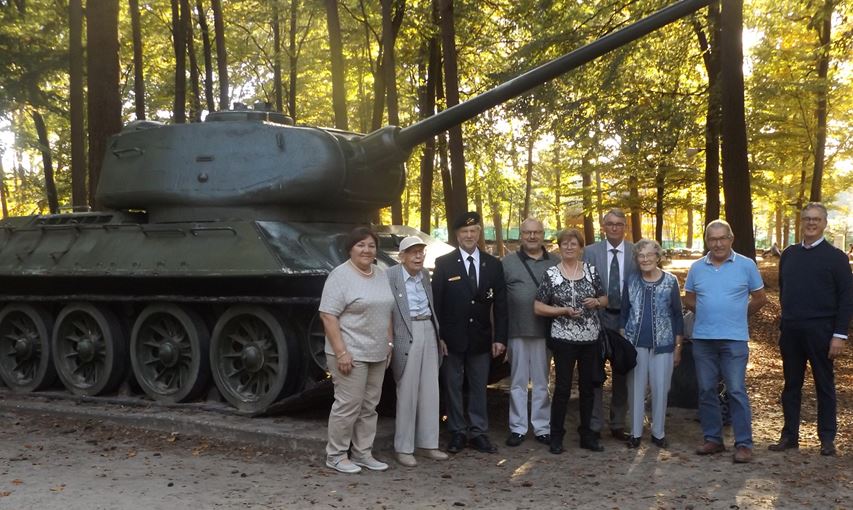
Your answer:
[620,271,684,354]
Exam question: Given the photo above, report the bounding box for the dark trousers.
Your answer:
[441,349,491,437]
[779,319,837,444]
[549,339,598,442]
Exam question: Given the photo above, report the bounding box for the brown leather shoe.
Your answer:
[696,441,725,455]
[733,446,753,463]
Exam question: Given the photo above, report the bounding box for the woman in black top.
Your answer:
[534,228,607,453]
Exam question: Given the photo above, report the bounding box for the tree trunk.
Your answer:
[654,167,665,244]
[86,0,122,207]
[419,39,438,234]
[522,131,534,220]
[382,0,404,224]
[438,131,453,236]
[581,163,594,246]
[129,0,146,120]
[185,0,202,122]
[69,0,86,208]
[30,110,59,214]
[288,0,299,119]
[438,0,466,216]
[594,167,603,226]
[324,0,348,129]
[0,157,7,218]
[554,144,562,230]
[783,215,791,248]
[195,0,215,113]
[795,157,808,241]
[686,199,694,248]
[211,0,228,110]
[629,174,641,241]
[719,0,755,259]
[491,194,504,257]
[774,203,782,246]
[809,0,833,202]
[272,1,283,112]
[172,0,187,123]
[694,2,721,224]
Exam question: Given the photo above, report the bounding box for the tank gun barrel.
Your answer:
[393,0,711,151]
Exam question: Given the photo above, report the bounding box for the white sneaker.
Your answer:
[396,452,417,467]
[325,457,362,474]
[416,448,449,461]
[351,455,389,471]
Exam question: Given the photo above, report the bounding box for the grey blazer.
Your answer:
[583,239,638,303]
[387,263,442,381]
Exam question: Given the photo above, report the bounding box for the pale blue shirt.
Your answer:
[401,265,431,317]
[685,250,764,341]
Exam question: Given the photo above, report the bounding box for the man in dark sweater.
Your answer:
[770,202,853,456]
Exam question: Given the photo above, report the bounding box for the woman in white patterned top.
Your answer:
[320,227,394,474]
[534,228,607,454]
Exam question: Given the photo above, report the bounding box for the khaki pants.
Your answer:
[326,355,387,462]
[394,320,440,453]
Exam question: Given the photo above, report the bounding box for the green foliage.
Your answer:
[0,0,851,245]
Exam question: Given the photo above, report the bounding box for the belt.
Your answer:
[411,314,432,321]
[604,308,621,314]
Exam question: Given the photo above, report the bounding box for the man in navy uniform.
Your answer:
[433,211,508,454]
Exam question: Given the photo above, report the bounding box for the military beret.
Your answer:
[453,211,481,230]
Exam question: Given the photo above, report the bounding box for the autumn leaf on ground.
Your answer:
[50,484,65,492]
[0,491,11,497]
[11,480,23,485]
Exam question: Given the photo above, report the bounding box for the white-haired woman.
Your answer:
[620,239,684,448]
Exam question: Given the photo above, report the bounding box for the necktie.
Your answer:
[467,255,477,288]
[608,248,621,309]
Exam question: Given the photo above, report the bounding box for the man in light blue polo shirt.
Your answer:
[684,219,767,464]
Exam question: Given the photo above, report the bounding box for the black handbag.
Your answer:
[600,326,637,375]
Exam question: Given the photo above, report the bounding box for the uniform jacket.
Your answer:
[387,263,442,381]
[432,248,508,354]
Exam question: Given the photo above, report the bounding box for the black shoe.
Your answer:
[447,433,466,454]
[611,428,628,441]
[767,436,799,452]
[549,442,564,455]
[469,435,497,453]
[820,442,837,456]
[651,435,668,448]
[580,438,605,452]
[535,434,551,445]
[627,437,641,449]
[505,433,525,447]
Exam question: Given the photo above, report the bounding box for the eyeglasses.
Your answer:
[801,216,825,223]
[604,222,625,228]
[636,253,659,260]
[707,236,732,244]
[521,230,543,236]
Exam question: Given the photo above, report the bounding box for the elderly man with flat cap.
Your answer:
[388,235,449,467]
[432,211,508,454]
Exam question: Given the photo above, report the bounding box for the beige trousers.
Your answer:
[325,355,387,462]
[394,320,440,453]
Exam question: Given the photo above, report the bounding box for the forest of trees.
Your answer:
[1,0,852,256]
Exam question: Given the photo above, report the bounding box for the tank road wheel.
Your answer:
[130,304,210,403]
[0,304,57,391]
[210,305,297,414]
[307,312,327,372]
[52,303,128,396]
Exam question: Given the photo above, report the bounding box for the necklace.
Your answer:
[560,259,581,279]
[348,259,374,277]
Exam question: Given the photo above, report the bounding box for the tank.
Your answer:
[0,0,711,414]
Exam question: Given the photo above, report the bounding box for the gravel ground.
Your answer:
[1,288,851,509]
